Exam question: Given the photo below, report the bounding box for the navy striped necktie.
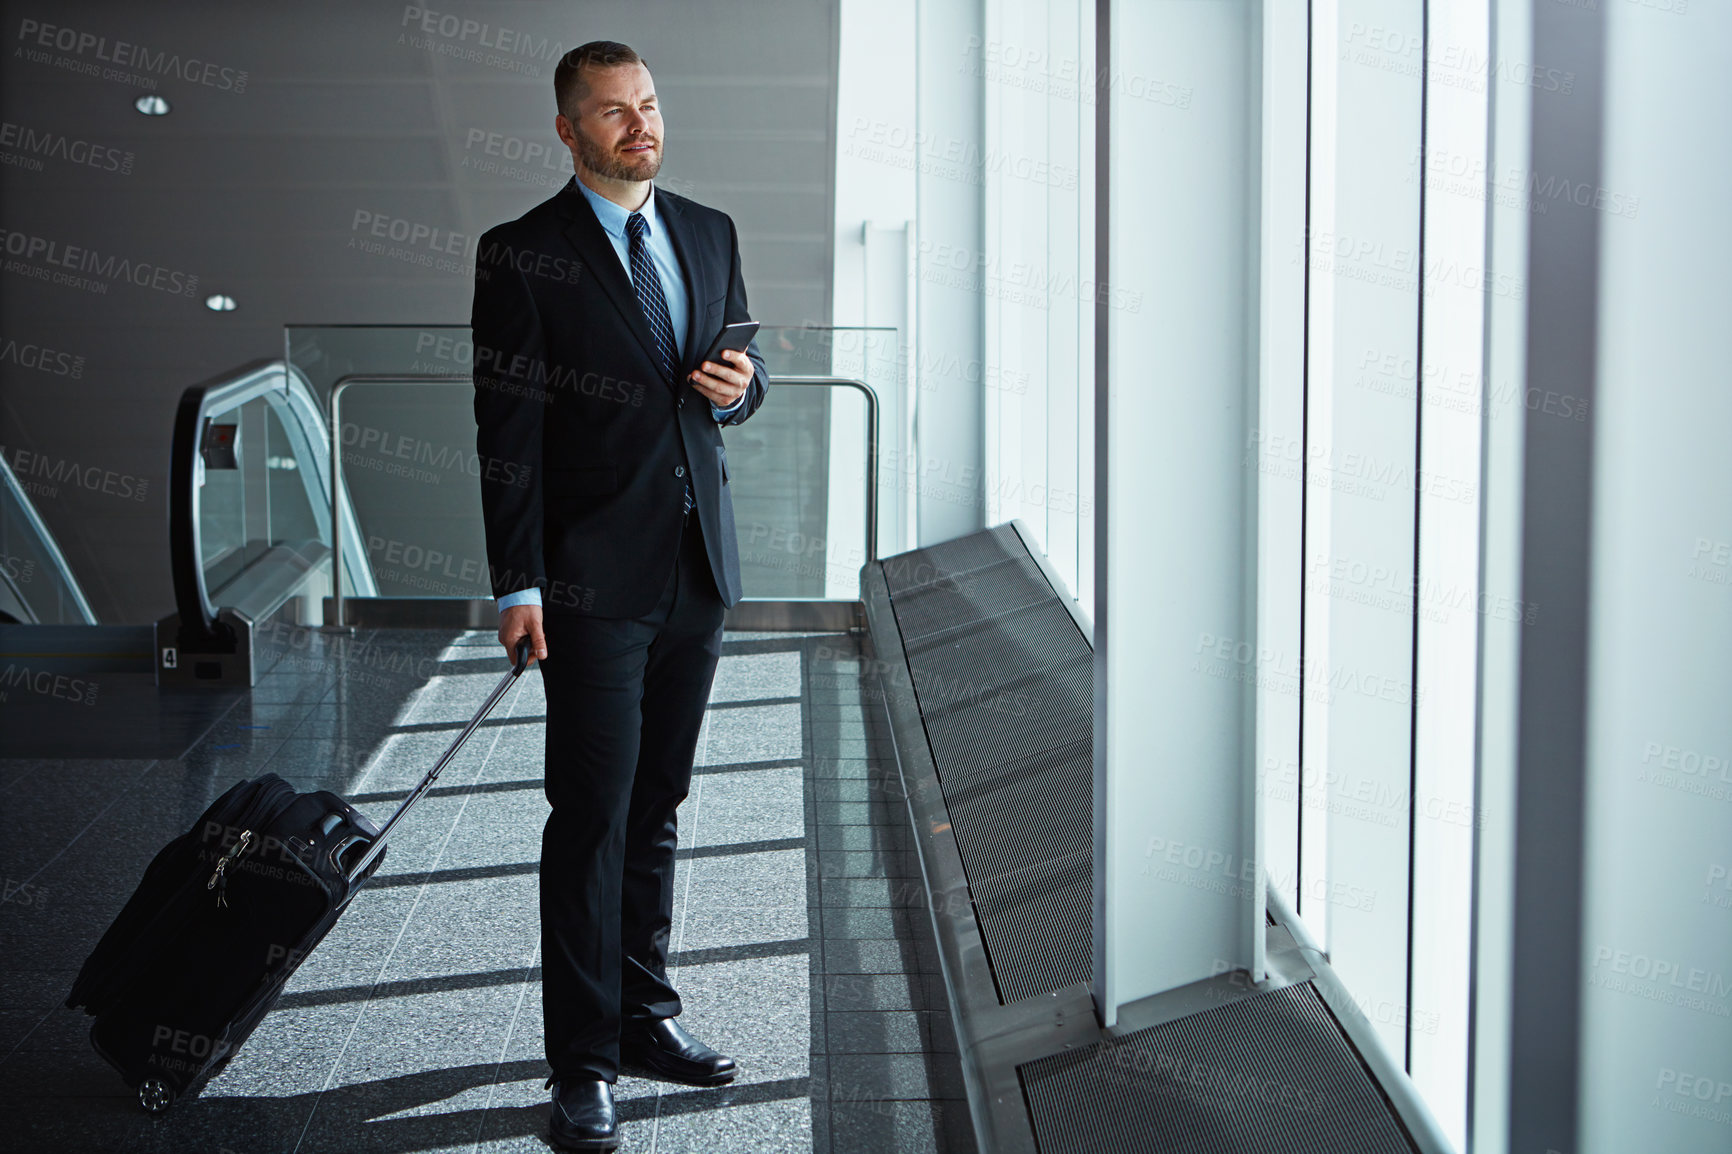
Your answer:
[626,211,691,516]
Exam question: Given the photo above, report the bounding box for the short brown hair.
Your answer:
[554,41,646,119]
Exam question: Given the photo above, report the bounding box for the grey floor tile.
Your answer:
[818,973,920,1014]
[655,1095,812,1154]
[682,848,807,912]
[828,1099,970,1154]
[814,825,913,853]
[808,740,898,763]
[398,672,508,726]
[812,777,907,804]
[685,771,804,849]
[709,649,804,703]
[811,850,921,882]
[700,703,805,765]
[677,904,811,953]
[824,1010,924,1054]
[828,1051,955,1102]
[821,939,924,976]
[819,907,913,940]
[818,877,929,908]
[809,800,907,826]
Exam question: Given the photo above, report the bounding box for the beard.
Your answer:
[575,126,662,182]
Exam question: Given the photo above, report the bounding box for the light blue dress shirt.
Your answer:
[496,178,743,614]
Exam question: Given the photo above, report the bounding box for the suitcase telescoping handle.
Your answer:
[345,638,534,884]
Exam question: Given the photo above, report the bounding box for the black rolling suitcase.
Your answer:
[65,641,532,1113]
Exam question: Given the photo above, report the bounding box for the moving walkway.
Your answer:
[861,523,1452,1153]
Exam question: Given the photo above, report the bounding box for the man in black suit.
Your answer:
[470,39,768,1152]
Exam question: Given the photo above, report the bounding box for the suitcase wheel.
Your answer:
[138,1078,175,1115]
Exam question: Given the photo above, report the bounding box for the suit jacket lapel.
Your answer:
[555,177,667,388]
[656,192,709,382]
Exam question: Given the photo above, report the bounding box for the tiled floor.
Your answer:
[0,626,974,1153]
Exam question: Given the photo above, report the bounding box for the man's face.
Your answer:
[562,62,663,182]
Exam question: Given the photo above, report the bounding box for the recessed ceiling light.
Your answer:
[205,294,237,312]
[135,94,170,116]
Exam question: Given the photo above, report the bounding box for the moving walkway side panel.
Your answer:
[160,360,366,687]
[862,520,1102,1154]
[864,522,1453,1154]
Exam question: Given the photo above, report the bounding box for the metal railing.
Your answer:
[322,373,880,625]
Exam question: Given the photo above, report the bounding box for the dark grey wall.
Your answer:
[0,0,837,623]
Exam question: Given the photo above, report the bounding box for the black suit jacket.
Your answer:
[471,176,769,619]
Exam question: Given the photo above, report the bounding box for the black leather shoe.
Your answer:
[549,1077,618,1150]
[620,1017,738,1086]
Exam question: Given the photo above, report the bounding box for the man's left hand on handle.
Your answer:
[687,347,752,408]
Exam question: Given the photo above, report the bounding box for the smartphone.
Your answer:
[698,320,759,368]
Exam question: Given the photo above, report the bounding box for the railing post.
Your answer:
[321,378,353,633]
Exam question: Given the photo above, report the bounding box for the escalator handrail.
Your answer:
[0,453,98,624]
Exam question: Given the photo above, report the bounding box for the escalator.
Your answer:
[0,445,99,627]
[0,445,157,752]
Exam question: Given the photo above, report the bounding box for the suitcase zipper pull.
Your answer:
[207,829,254,908]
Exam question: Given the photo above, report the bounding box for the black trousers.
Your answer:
[537,506,726,1082]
